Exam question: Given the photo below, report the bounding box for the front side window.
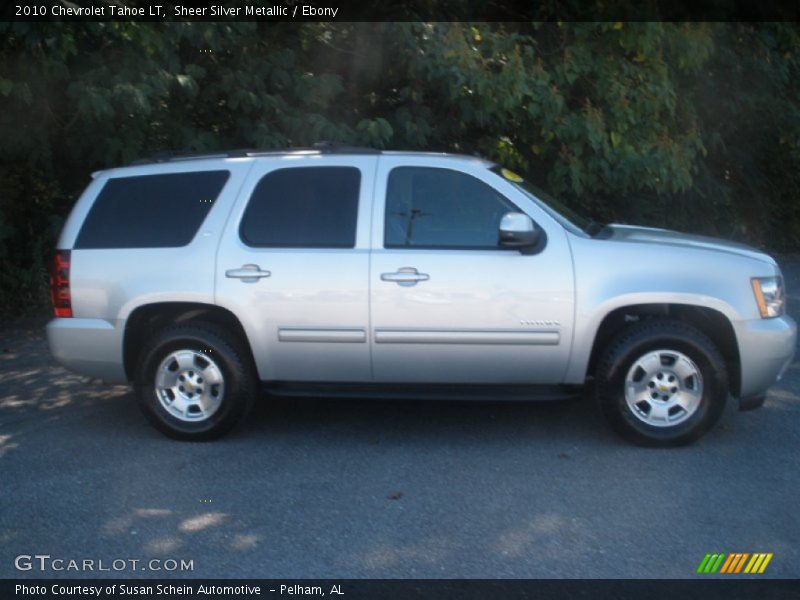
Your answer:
[385,167,518,249]
[240,167,360,248]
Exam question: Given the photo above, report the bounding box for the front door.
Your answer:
[369,157,575,384]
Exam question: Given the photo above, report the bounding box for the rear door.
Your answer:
[215,155,376,382]
[369,155,575,384]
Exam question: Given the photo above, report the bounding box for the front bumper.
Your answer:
[46,318,127,383]
[735,314,796,407]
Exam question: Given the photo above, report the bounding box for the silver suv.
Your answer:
[47,146,797,445]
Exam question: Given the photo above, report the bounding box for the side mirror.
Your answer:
[499,212,541,253]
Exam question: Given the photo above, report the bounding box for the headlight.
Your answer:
[751,276,785,318]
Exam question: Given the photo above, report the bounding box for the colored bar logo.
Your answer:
[697,553,773,574]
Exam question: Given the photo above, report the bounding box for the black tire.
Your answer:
[134,322,257,441]
[595,319,728,447]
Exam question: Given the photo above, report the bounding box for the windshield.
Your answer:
[489,165,598,237]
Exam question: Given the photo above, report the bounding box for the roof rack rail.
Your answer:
[128,149,254,166]
[311,141,381,154]
[128,143,381,165]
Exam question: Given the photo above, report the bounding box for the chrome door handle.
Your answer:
[225,264,271,282]
[381,267,430,287]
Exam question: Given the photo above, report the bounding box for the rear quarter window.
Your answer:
[74,170,230,249]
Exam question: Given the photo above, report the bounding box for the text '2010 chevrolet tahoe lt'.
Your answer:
[47,146,797,445]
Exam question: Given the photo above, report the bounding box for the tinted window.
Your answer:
[75,171,229,249]
[385,167,518,249]
[240,167,360,248]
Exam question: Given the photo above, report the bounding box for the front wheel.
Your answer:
[134,322,257,441]
[595,319,728,446]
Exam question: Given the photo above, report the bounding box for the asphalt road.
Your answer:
[2,258,799,580]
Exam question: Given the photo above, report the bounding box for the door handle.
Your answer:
[381,267,430,287]
[225,264,271,282]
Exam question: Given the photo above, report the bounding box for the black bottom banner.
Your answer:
[3,579,800,600]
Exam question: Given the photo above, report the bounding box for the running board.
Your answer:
[262,382,584,402]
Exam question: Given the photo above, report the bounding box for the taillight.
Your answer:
[50,249,72,318]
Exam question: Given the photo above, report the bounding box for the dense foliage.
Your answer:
[1,21,798,316]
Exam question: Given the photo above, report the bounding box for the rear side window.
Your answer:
[74,171,229,249]
[240,167,360,248]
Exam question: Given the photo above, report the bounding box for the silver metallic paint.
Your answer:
[47,152,796,404]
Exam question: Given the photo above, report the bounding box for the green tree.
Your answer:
[0,21,798,316]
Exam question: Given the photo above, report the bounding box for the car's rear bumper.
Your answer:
[46,318,127,383]
[735,314,796,406]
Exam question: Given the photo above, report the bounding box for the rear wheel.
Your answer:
[595,319,728,446]
[134,322,257,440]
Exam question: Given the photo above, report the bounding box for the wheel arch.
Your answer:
[123,302,255,382]
[587,303,741,398]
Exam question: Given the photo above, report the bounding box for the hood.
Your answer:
[603,224,775,265]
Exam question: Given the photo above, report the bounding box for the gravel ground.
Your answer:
[1,256,799,580]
